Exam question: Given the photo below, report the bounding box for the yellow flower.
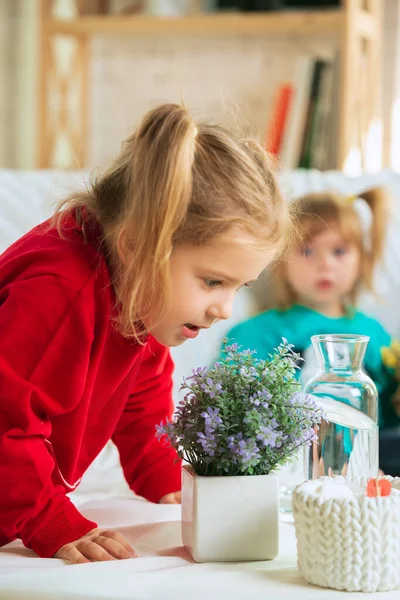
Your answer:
[381,346,398,369]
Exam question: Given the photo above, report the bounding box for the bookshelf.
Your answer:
[45,11,343,36]
[37,0,382,172]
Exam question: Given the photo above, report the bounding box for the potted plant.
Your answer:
[156,339,324,562]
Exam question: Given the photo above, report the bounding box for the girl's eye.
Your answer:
[303,246,313,257]
[204,279,222,288]
[333,247,347,257]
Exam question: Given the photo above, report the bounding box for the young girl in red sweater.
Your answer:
[0,104,289,564]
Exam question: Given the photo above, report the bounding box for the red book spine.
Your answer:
[265,83,293,156]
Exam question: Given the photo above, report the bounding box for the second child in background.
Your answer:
[223,188,400,437]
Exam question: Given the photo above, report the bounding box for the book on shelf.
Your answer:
[267,52,340,171]
[265,82,293,157]
[279,55,314,170]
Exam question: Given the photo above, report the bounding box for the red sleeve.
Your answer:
[0,275,97,558]
[112,336,182,503]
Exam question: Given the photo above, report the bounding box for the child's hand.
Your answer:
[159,491,181,504]
[54,528,137,564]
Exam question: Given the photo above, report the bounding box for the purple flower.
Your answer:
[201,407,216,419]
[256,424,280,448]
[225,343,239,352]
[155,423,164,439]
[192,366,207,376]
[155,420,175,442]
[227,433,261,469]
[184,366,208,385]
[200,407,223,438]
[227,435,237,450]
[197,431,216,456]
[249,389,272,407]
[194,377,224,399]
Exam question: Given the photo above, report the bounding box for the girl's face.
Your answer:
[285,227,361,316]
[146,230,275,347]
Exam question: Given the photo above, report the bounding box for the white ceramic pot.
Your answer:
[181,464,279,562]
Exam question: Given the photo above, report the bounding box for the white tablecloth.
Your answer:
[1,491,399,600]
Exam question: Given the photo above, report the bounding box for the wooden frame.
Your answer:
[339,0,382,172]
[37,0,382,172]
[38,0,89,169]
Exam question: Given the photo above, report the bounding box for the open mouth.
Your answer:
[184,323,200,331]
[182,323,201,339]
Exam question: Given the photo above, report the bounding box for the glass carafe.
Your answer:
[304,334,379,481]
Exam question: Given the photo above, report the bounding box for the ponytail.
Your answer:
[113,104,198,337]
[123,104,196,271]
[358,187,388,266]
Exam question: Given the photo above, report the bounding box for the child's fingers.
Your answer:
[101,530,137,556]
[93,534,136,560]
[55,545,91,564]
[77,540,116,562]
[53,528,136,563]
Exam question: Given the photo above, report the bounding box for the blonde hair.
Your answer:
[53,103,290,340]
[269,188,388,309]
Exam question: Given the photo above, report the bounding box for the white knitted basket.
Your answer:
[293,477,400,593]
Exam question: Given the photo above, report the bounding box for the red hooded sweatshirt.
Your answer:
[0,214,181,558]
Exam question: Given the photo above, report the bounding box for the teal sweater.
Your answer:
[223,305,399,429]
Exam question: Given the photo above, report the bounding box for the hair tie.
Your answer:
[344,195,373,250]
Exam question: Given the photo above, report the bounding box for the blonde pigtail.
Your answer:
[358,187,389,266]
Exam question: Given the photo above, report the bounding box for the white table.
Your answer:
[1,490,399,600]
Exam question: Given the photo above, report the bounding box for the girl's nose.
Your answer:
[208,299,233,322]
[318,252,335,269]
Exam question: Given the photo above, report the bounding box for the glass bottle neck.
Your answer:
[311,334,369,373]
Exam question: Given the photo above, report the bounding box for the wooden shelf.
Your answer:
[38,0,382,172]
[46,10,343,38]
